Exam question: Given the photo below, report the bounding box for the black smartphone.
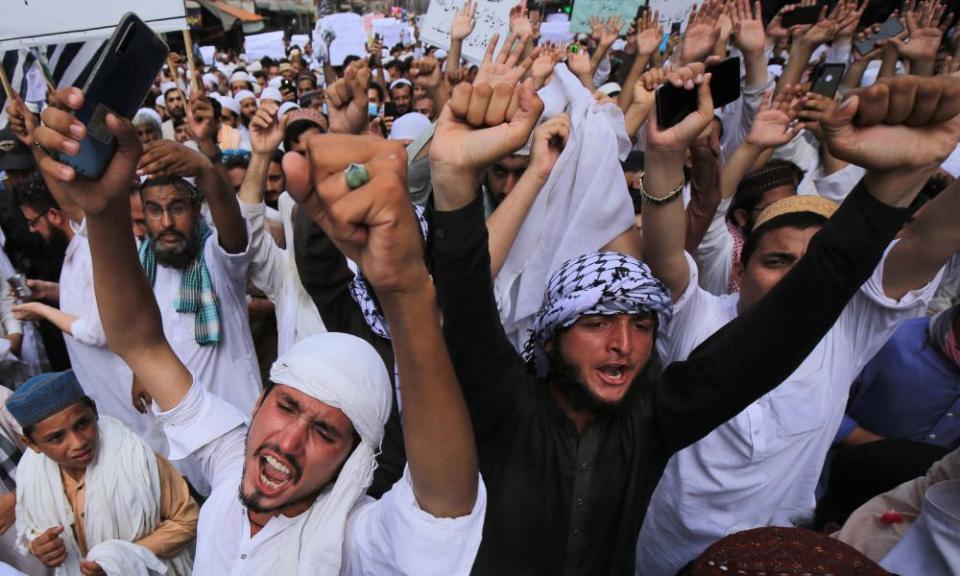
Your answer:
[383,101,399,118]
[7,274,32,301]
[58,13,168,179]
[781,4,822,28]
[811,63,846,97]
[656,57,741,129]
[854,18,905,55]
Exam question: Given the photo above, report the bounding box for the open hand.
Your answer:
[451,1,477,42]
[746,87,806,147]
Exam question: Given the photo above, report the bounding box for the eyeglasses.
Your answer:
[26,208,50,228]
[144,202,190,221]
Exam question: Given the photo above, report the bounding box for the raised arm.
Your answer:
[446,1,476,78]
[618,11,662,114]
[32,87,192,411]
[284,135,477,517]
[487,114,569,278]
[657,74,960,454]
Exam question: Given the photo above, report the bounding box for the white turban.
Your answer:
[388,112,432,142]
[234,89,256,104]
[202,72,219,91]
[133,108,162,130]
[219,95,241,116]
[268,76,283,88]
[268,332,392,576]
[278,101,300,117]
[260,87,282,104]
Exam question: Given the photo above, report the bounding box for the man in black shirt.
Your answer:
[427,67,960,574]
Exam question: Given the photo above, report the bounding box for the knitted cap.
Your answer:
[7,370,86,429]
[752,195,838,232]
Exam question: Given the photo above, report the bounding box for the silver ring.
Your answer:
[344,163,370,190]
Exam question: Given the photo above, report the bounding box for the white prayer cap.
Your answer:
[155,94,166,108]
[268,76,283,88]
[133,108,162,129]
[252,82,262,96]
[611,39,627,52]
[389,78,413,91]
[160,82,179,95]
[767,64,784,79]
[388,112,432,142]
[270,333,391,447]
[598,82,621,96]
[238,53,248,62]
[941,144,960,178]
[247,60,263,73]
[234,89,256,103]
[231,70,253,84]
[202,73,219,91]
[278,101,301,117]
[435,49,448,59]
[219,95,241,116]
[260,87,283,104]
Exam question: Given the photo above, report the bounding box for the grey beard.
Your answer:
[153,232,201,269]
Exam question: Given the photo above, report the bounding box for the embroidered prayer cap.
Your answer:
[7,370,86,429]
[752,195,839,233]
[523,251,673,378]
[733,160,804,213]
[688,527,889,576]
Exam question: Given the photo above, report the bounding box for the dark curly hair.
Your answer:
[13,172,59,214]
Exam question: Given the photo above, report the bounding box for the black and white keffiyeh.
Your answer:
[348,204,430,341]
[523,251,673,377]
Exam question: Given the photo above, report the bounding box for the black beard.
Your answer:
[546,344,661,415]
[45,225,70,253]
[152,231,201,269]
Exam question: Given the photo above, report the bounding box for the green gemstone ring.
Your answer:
[345,163,370,190]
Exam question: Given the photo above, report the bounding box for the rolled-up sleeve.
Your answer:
[342,467,486,576]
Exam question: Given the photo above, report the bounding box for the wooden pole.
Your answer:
[182,29,199,95]
[0,62,14,103]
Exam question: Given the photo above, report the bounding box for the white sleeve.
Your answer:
[206,219,254,281]
[692,197,735,296]
[153,378,248,489]
[239,201,287,305]
[837,239,945,362]
[342,467,486,576]
[657,252,731,364]
[813,164,866,203]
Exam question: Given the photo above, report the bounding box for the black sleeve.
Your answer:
[654,180,912,455]
[430,197,529,438]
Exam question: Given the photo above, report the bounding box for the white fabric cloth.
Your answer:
[15,418,192,576]
[85,541,166,576]
[691,196,735,296]
[239,202,325,354]
[881,480,960,575]
[494,64,635,351]
[153,226,261,416]
[155,373,486,576]
[814,163,866,203]
[58,233,167,455]
[635,246,942,576]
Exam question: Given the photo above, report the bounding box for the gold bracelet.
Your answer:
[638,171,685,206]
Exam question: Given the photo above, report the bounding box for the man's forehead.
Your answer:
[495,155,529,170]
[271,384,349,423]
[33,402,94,435]
[754,225,821,254]
[143,184,190,203]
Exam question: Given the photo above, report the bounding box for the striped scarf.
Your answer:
[139,219,221,346]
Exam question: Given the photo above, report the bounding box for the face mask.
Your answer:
[368,103,380,117]
[322,103,328,115]
[407,154,432,201]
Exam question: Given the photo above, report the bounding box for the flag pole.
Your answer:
[182,29,199,95]
[0,63,14,103]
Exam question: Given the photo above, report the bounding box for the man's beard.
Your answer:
[238,441,309,514]
[45,225,70,254]
[152,230,201,269]
[546,345,661,415]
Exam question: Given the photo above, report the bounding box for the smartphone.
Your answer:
[656,57,741,129]
[58,13,168,179]
[7,274,32,301]
[854,18,905,55]
[383,101,399,118]
[811,63,846,98]
[781,4,823,28]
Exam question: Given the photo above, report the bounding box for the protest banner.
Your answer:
[570,0,645,34]
[372,18,406,47]
[244,30,287,62]
[539,19,574,45]
[316,12,368,67]
[650,0,698,28]
[0,0,187,51]
[420,0,516,64]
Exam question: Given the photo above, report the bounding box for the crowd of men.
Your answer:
[0,0,959,573]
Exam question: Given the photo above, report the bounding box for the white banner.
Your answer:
[650,0,698,27]
[570,0,644,35]
[244,30,287,61]
[0,0,188,51]
[316,13,368,67]
[372,17,405,48]
[420,0,518,65]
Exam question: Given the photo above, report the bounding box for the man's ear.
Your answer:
[733,208,748,230]
[46,208,64,227]
[732,258,744,286]
[21,435,41,454]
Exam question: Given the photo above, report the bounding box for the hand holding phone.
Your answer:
[811,63,846,98]
[656,57,741,129]
[7,274,32,302]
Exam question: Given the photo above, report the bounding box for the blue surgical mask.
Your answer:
[368,103,380,117]
[322,103,328,115]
